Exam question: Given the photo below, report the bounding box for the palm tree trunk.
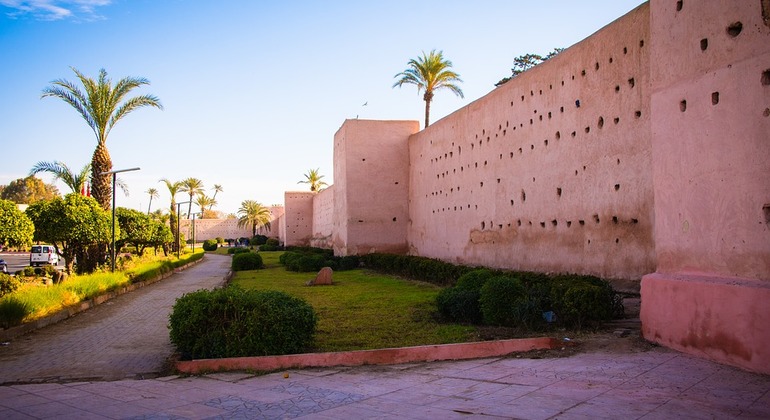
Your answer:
[169,201,178,252]
[91,141,112,210]
[424,98,431,128]
[147,197,153,215]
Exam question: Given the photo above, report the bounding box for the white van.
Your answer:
[30,244,60,266]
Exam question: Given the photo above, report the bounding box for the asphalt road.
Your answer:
[0,253,35,273]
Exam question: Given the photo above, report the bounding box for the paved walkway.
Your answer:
[0,254,768,418]
[0,254,231,384]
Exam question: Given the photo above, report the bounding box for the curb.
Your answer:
[0,256,205,342]
[175,337,558,374]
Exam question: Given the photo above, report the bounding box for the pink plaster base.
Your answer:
[175,337,557,374]
[641,273,770,375]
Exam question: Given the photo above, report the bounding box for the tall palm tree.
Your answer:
[237,200,272,237]
[210,184,223,209]
[179,177,204,218]
[194,193,216,215]
[393,49,464,127]
[41,67,162,210]
[29,161,90,193]
[298,168,328,192]
[146,187,159,214]
[160,178,181,251]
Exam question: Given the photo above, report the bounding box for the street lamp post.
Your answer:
[176,201,191,259]
[191,212,201,253]
[100,167,140,272]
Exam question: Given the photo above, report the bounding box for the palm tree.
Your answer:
[160,178,181,251]
[146,187,159,214]
[179,177,204,218]
[194,193,216,215]
[29,161,90,193]
[393,49,464,127]
[41,67,162,210]
[298,168,328,192]
[237,200,272,237]
[210,184,223,209]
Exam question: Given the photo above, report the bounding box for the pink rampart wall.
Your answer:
[332,119,419,256]
[310,186,334,248]
[641,0,770,374]
[408,4,654,280]
[179,218,251,242]
[283,192,315,246]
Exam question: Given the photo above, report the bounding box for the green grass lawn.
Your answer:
[231,251,478,352]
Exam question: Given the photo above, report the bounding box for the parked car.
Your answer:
[30,244,60,266]
[0,258,7,274]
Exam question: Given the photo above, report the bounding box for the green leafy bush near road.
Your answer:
[232,252,263,271]
[168,287,317,359]
[227,247,250,255]
[360,253,473,287]
[0,273,22,298]
[436,269,494,323]
[202,239,218,251]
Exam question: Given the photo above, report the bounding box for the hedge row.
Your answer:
[359,253,474,287]
[169,287,317,359]
[437,269,624,329]
[279,247,359,272]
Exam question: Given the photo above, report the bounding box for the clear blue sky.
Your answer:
[0,0,643,216]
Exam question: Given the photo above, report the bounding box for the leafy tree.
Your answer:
[25,194,113,274]
[146,187,159,214]
[495,48,564,86]
[393,49,464,127]
[159,178,181,251]
[41,67,163,210]
[0,199,34,249]
[211,184,223,209]
[116,207,154,255]
[237,200,272,237]
[179,177,204,219]
[297,168,328,192]
[148,220,174,256]
[0,176,59,204]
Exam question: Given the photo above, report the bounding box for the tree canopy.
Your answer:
[25,194,113,274]
[0,199,34,249]
[495,48,565,86]
[297,168,328,192]
[237,200,272,237]
[0,176,59,204]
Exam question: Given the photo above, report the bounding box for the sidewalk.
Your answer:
[0,254,231,384]
[0,340,768,419]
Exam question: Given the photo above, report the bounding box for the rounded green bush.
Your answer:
[215,237,224,244]
[0,273,21,298]
[436,287,485,324]
[265,238,279,247]
[479,275,529,326]
[202,239,218,251]
[550,275,622,328]
[169,287,317,359]
[232,252,263,271]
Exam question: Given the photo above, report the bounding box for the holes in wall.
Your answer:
[680,100,687,112]
[764,108,770,117]
[762,69,770,85]
[579,220,585,226]
[585,126,590,134]
[481,221,486,230]
[635,110,642,119]
[763,204,770,224]
[555,131,561,140]
[615,85,620,93]
[614,184,621,191]
[639,39,644,48]
[581,69,586,76]
[623,46,628,54]
[544,139,549,147]
[566,220,572,228]
[540,222,546,228]
[571,131,576,138]
[595,62,600,71]
[560,106,565,113]
[612,216,619,224]
[712,92,720,105]
[521,190,526,202]
[614,117,620,124]
[510,199,514,206]
[517,219,522,226]
[593,214,600,224]
[727,22,743,37]
[700,38,708,51]
[392,217,397,222]
[552,220,558,227]
[556,187,562,197]
[676,0,683,12]
[598,116,604,128]
[575,99,581,108]
[548,112,552,119]
[628,78,635,88]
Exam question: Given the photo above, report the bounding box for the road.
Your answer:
[0,252,65,274]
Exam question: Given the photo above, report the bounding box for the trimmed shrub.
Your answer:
[215,237,224,244]
[202,239,218,251]
[280,248,356,272]
[228,247,250,255]
[479,275,530,326]
[359,253,473,286]
[251,235,268,246]
[436,269,495,323]
[549,274,623,328]
[232,252,263,271]
[0,273,21,298]
[169,287,317,359]
[265,238,279,247]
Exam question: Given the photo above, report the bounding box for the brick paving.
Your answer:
[0,254,230,384]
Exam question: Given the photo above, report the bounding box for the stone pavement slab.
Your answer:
[0,254,231,384]
[1,343,768,419]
